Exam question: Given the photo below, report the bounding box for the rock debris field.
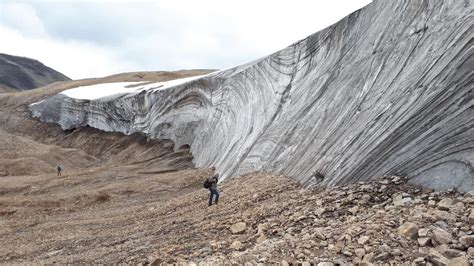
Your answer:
[158,174,474,265]
[3,170,472,265]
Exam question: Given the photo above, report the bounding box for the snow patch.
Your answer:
[60,74,209,100]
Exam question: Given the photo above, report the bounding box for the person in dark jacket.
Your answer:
[57,164,62,176]
[208,173,219,206]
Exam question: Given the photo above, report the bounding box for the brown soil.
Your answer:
[0,70,213,263]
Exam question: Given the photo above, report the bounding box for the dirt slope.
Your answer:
[1,172,472,264]
[0,70,211,263]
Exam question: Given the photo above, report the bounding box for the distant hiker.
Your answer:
[57,164,62,176]
[204,171,219,206]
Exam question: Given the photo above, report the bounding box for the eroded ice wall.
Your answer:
[30,0,474,191]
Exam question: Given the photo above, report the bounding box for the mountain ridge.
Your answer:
[0,53,71,91]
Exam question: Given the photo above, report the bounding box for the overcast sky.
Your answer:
[0,0,371,79]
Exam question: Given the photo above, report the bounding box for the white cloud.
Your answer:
[0,0,371,79]
[0,2,48,37]
[0,25,138,78]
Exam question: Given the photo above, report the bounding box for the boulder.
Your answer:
[448,257,470,266]
[393,194,413,206]
[317,262,334,266]
[437,198,453,211]
[257,223,268,235]
[398,222,419,239]
[256,234,266,244]
[432,210,457,222]
[230,222,247,234]
[431,228,453,245]
[355,248,366,259]
[374,252,390,261]
[363,253,375,263]
[418,237,431,247]
[419,228,430,237]
[349,206,360,215]
[459,235,474,248]
[230,240,244,250]
[468,247,474,258]
[429,248,450,265]
[468,211,474,225]
[358,236,370,245]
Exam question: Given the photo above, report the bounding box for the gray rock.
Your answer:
[419,228,430,237]
[374,252,390,261]
[29,0,474,191]
[418,237,431,247]
[358,235,370,245]
[393,195,413,206]
[398,222,419,239]
[437,198,454,211]
[349,206,360,215]
[429,248,450,265]
[363,253,375,262]
[431,228,453,245]
[433,210,457,223]
[230,222,247,234]
[314,208,326,217]
[355,248,366,259]
[442,249,466,259]
[413,257,426,263]
[448,257,470,266]
[459,235,474,248]
[468,211,474,225]
[468,247,474,258]
[317,262,334,266]
[230,240,244,250]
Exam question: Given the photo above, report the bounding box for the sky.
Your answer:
[0,0,371,79]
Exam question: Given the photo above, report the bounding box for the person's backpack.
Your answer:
[203,179,211,189]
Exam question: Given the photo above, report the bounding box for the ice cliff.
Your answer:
[30,0,474,191]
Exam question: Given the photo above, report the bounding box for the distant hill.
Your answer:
[0,53,71,91]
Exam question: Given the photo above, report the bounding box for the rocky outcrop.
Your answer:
[29,0,474,190]
[0,53,70,90]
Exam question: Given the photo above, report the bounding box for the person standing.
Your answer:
[57,164,62,176]
[208,173,219,207]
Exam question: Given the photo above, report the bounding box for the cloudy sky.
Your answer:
[0,0,371,79]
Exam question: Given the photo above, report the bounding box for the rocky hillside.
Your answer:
[2,171,472,264]
[29,0,473,191]
[0,53,70,91]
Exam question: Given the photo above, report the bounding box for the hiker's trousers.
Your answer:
[209,188,219,206]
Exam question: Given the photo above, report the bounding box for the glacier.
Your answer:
[30,0,474,191]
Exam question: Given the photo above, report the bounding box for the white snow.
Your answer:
[29,100,44,106]
[61,82,140,100]
[60,74,210,100]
